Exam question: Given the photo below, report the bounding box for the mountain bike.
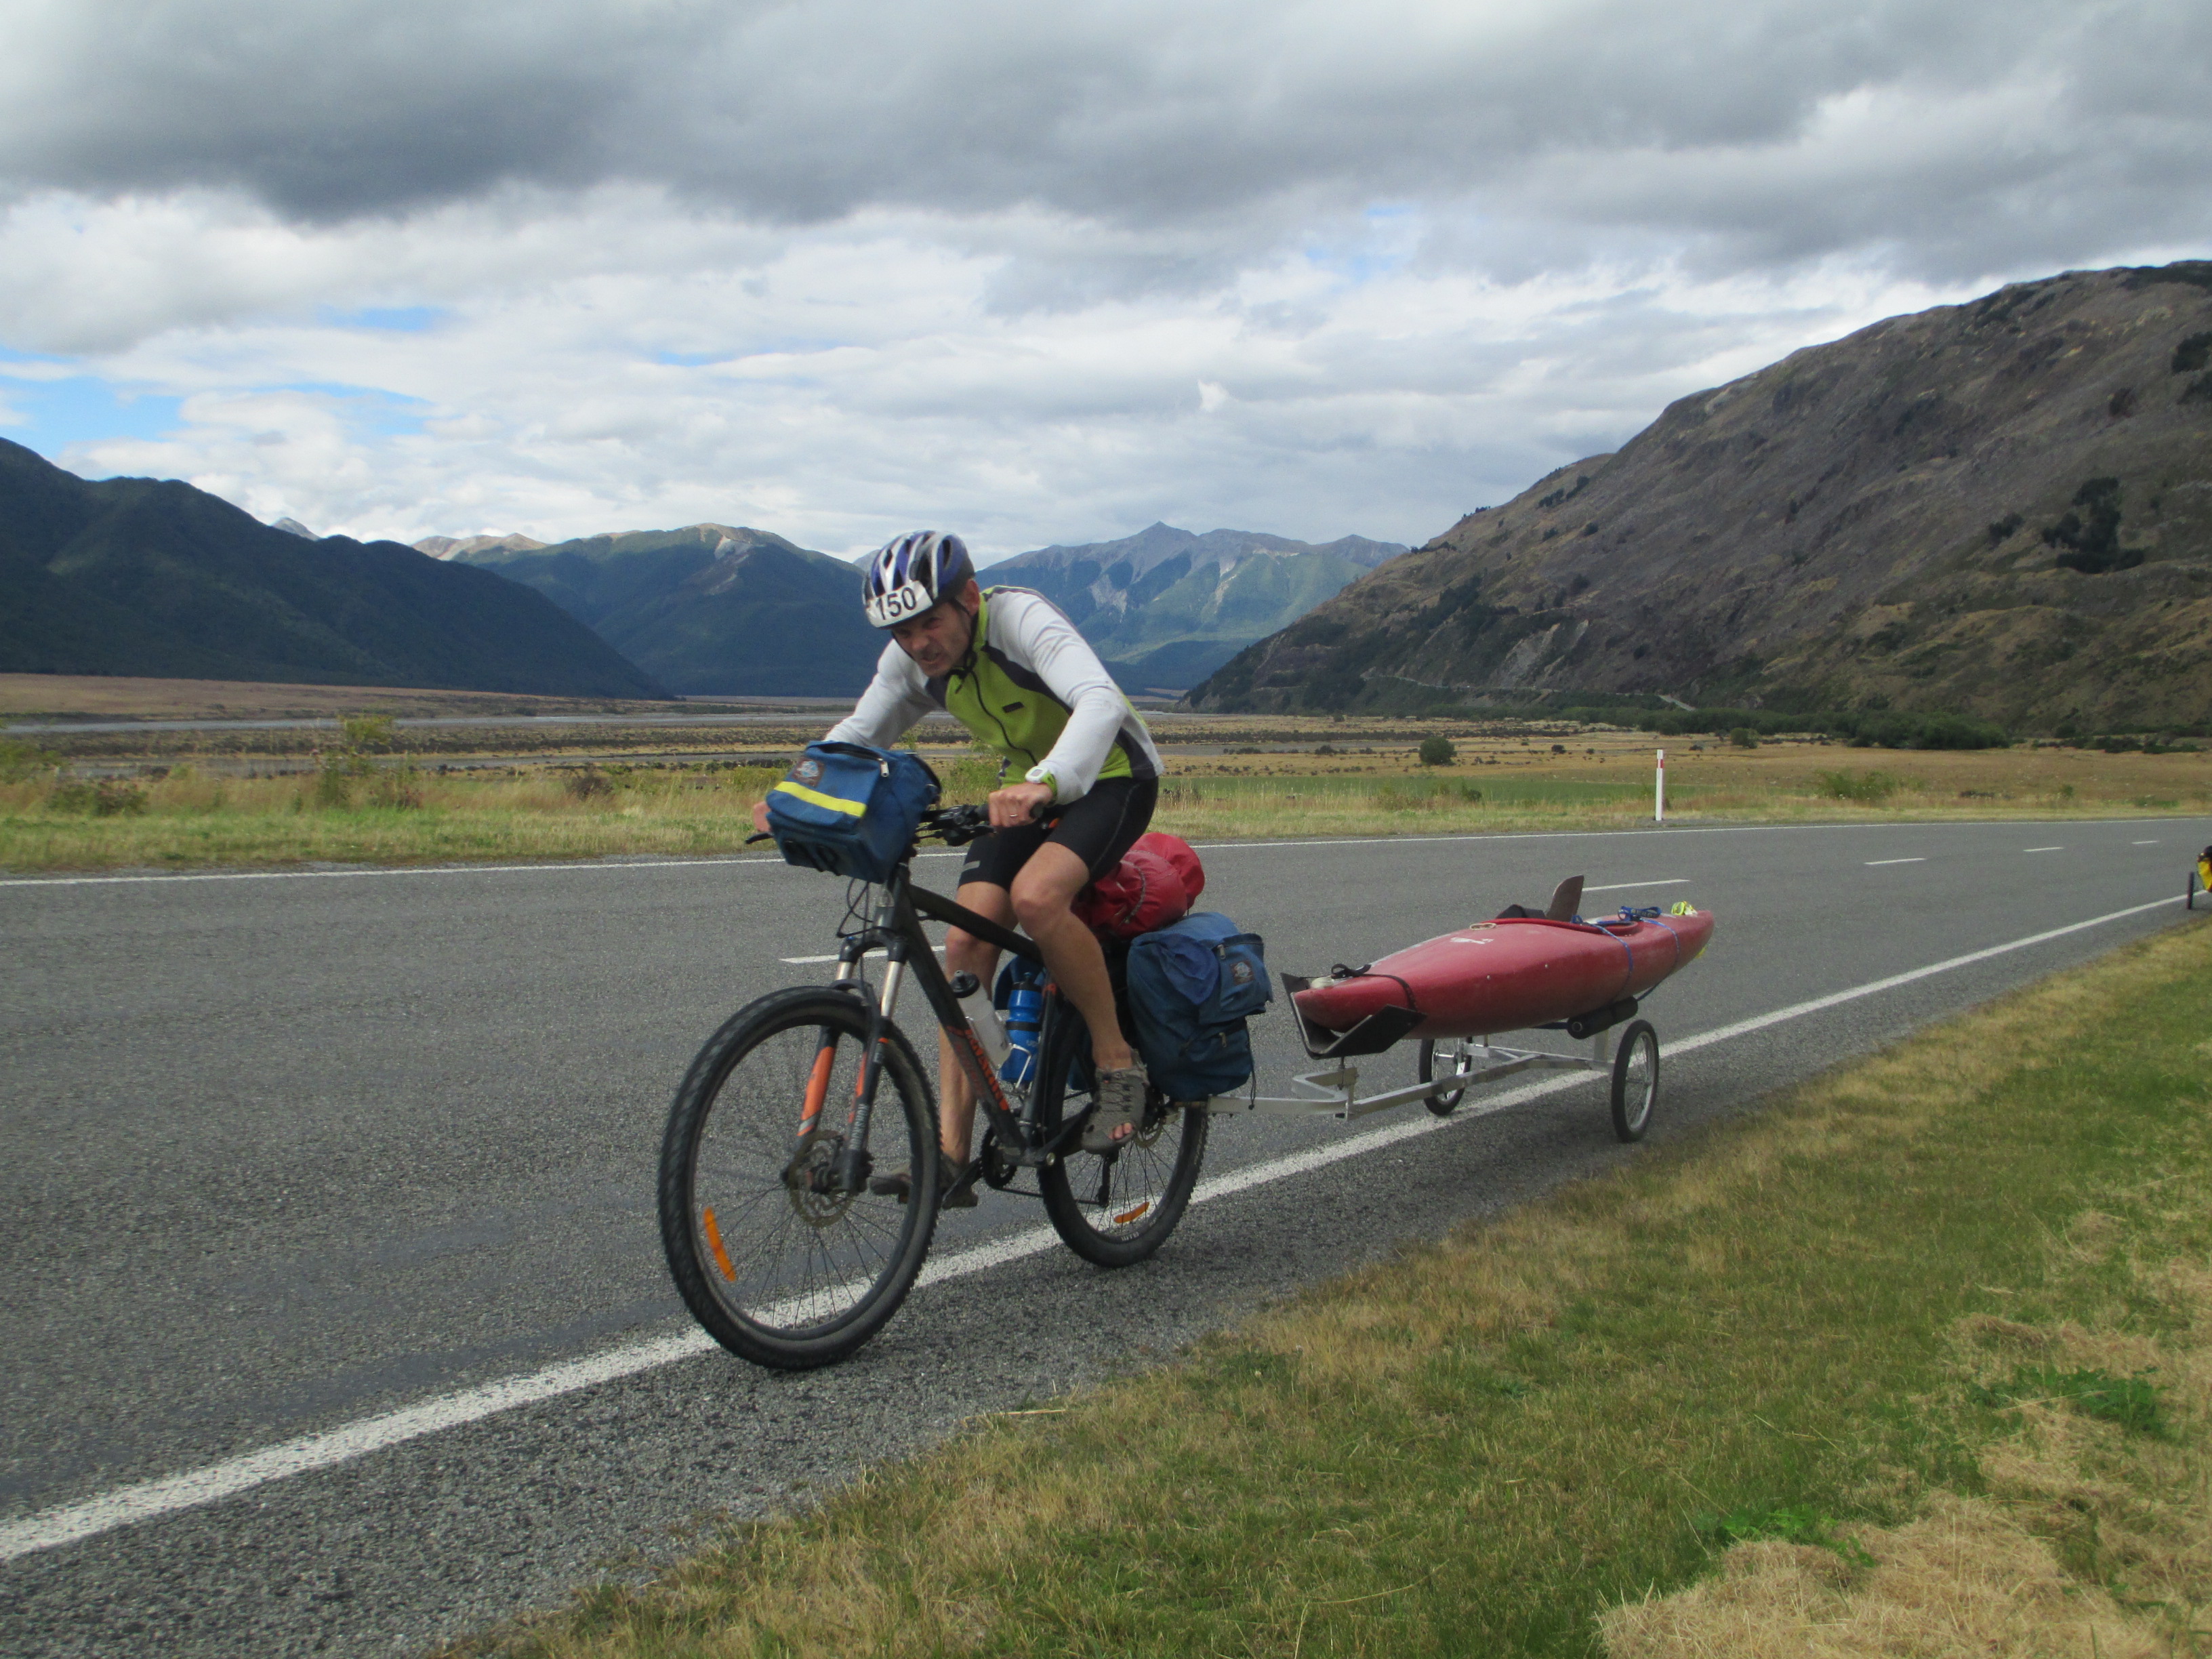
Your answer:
[657,804,1209,1370]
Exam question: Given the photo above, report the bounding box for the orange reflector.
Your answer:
[1113,1200,1151,1225]
[701,1207,737,1281]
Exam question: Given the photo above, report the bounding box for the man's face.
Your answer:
[888,594,975,678]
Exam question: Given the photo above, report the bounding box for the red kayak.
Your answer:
[1292,909,1714,1047]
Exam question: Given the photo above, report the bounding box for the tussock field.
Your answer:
[441,914,2212,1658]
[1,714,2209,872]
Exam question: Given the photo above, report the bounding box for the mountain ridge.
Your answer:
[1190,261,2212,731]
[0,440,670,699]
[983,522,1406,691]
[449,524,886,696]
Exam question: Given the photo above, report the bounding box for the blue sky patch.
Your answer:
[318,305,445,332]
[0,359,184,469]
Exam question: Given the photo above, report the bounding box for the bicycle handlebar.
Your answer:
[922,803,994,846]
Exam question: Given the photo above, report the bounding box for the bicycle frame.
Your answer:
[811,861,1084,1193]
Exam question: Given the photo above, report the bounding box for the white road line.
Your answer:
[1582,878,1687,893]
[0,818,2184,890]
[2135,840,2163,846]
[1866,858,1927,866]
[0,890,2186,1563]
[780,946,946,965]
[2024,846,2064,853]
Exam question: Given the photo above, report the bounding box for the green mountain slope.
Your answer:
[0,440,668,697]
[1191,262,2212,731]
[982,523,1406,691]
[450,526,885,696]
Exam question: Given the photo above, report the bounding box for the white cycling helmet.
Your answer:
[861,531,975,629]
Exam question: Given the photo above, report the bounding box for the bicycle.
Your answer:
[657,803,1210,1370]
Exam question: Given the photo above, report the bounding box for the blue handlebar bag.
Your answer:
[766,742,940,882]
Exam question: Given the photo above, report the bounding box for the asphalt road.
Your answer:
[1,819,2203,1654]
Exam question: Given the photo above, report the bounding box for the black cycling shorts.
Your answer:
[958,777,1158,891]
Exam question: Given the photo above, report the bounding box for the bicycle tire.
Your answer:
[1033,996,1208,1267]
[658,985,938,1370]
[1610,1019,1660,1143]
[1417,1036,1476,1115]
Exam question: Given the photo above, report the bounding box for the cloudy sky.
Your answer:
[2,0,2205,561]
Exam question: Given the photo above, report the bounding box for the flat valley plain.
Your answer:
[2,674,2209,874]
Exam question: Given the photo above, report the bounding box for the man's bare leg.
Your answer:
[1010,841,1137,1080]
[937,881,1012,1166]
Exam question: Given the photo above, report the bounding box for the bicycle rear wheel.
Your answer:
[658,986,937,1370]
[1033,998,1208,1267]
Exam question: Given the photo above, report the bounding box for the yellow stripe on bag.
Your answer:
[773,780,869,817]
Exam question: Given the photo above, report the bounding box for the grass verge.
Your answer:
[444,916,2212,1657]
[2,751,2206,873]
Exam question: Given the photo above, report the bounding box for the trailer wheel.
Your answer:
[1418,1038,1477,1115]
[1610,1021,1659,1143]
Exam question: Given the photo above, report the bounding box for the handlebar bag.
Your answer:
[766,742,941,882]
[1126,912,1272,1103]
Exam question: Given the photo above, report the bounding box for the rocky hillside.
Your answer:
[446,525,884,696]
[1191,262,2212,731]
[985,523,1405,692]
[0,440,668,699]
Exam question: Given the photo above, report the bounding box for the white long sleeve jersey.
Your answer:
[824,587,1161,805]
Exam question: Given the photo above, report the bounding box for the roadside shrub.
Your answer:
[340,713,398,752]
[565,766,616,801]
[1728,727,1759,750]
[1376,777,1482,811]
[364,764,425,811]
[0,736,52,783]
[2173,331,2212,373]
[310,711,412,808]
[1818,769,1900,804]
[1417,735,1456,766]
[48,779,150,817]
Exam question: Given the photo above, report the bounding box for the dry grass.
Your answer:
[4,706,2209,872]
[1603,1493,2164,1658]
[0,671,714,722]
[436,907,2212,1657]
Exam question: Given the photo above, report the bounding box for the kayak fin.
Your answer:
[1545,875,1585,922]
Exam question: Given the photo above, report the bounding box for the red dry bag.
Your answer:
[1075,832,1206,939]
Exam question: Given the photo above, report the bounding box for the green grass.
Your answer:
[443,918,2212,1658]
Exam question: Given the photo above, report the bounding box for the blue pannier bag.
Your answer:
[766,742,939,882]
[1126,912,1271,1103]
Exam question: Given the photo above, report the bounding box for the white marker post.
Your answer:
[1655,749,1666,823]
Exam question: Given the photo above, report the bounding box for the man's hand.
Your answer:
[987,781,1056,828]
[751,798,772,835]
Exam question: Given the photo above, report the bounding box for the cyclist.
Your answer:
[752,530,1162,1206]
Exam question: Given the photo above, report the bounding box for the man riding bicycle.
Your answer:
[752,531,1162,1207]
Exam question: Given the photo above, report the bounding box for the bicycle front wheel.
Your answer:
[1033,999,1208,1267]
[658,987,937,1370]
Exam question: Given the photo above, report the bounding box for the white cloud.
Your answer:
[0,0,2205,558]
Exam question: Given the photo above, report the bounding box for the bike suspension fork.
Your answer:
[832,898,907,1193]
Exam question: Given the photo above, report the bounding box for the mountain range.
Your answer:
[0,439,668,699]
[438,525,884,697]
[976,524,1406,691]
[1192,260,2212,732]
[434,520,1405,697]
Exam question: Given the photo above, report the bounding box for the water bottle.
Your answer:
[1000,963,1045,1088]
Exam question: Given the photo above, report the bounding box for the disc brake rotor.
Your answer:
[784,1133,855,1229]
